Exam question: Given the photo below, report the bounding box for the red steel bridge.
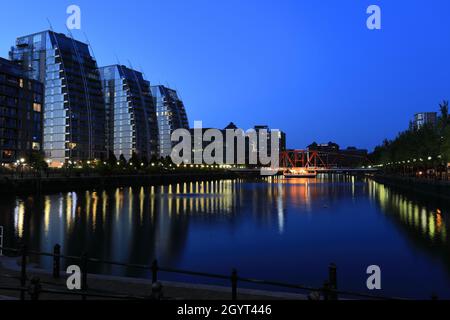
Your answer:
[279,149,377,173]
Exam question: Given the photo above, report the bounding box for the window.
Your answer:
[32,142,41,151]
[2,150,14,159]
[33,103,42,112]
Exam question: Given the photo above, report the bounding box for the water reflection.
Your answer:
[2,180,241,272]
[369,180,448,243]
[1,176,450,297]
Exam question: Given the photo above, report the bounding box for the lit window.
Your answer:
[32,142,40,150]
[33,103,42,112]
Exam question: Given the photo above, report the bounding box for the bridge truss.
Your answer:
[280,150,371,169]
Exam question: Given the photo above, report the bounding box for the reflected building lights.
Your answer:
[14,200,25,239]
[277,183,285,234]
[66,193,72,229]
[370,181,447,242]
[102,191,108,221]
[139,187,145,224]
[44,196,51,235]
[92,192,98,231]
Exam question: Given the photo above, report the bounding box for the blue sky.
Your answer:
[1,0,449,150]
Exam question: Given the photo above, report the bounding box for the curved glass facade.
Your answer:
[10,31,106,165]
[151,85,189,158]
[100,65,158,161]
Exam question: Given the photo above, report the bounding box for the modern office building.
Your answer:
[10,31,106,166]
[411,112,438,130]
[0,58,43,164]
[99,65,158,161]
[151,85,189,158]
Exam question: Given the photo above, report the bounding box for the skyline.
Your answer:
[1,0,450,151]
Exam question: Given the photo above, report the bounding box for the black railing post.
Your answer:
[20,245,27,301]
[231,269,238,301]
[329,263,338,300]
[322,281,330,301]
[29,277,41,301]
[151,260,158,284]
[53,244,61,279]
[81,252,88,300]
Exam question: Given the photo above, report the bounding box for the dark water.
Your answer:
[1,175,450,299]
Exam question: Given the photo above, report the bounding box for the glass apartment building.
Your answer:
[100,65,158,161]
[10,31,106,166]
[411,112,438,131]
[0,58,43,164]
[151,85,189,158]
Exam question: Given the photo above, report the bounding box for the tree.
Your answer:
[141,156,149,168]
[119,154,127,167]
[442,126,450,162]
[150,155,158,165]
[439,100,449,130]
[108,151,117,166]
[28,151,48,170]
[130,152,140,167]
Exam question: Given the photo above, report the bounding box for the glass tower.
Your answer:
[151,85,189,158]
[10,31,106,166]
[0,58,43,164]
[100,65,158,161]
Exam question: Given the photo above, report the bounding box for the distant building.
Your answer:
[99,65,158,161]
[188,123,286,166]
[10,31,106,166]
[340,147,368,167]
[0,58,43,164]
[411,112,437,130]
[251,125,286,165]
[307,142,339,153]
[307,142,367,167]
[151,85,189,158]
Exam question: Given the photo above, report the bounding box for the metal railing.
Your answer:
[0,227,3,256]
[0,244,403,301]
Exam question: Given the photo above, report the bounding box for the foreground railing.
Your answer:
[0,245,403,301]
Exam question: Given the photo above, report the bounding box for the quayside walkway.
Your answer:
[0,245,401,301]
[0,255,304,301]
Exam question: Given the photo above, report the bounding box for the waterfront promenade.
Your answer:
[0,255,306,301]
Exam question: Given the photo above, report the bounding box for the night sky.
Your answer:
[1,0,449,151]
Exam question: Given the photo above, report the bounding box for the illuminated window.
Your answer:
[33,103,42,112]
[2,150,14,159]
[19,79,24,88]
[32,142,40,150]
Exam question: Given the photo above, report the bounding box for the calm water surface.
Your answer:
[1,175,449,299]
